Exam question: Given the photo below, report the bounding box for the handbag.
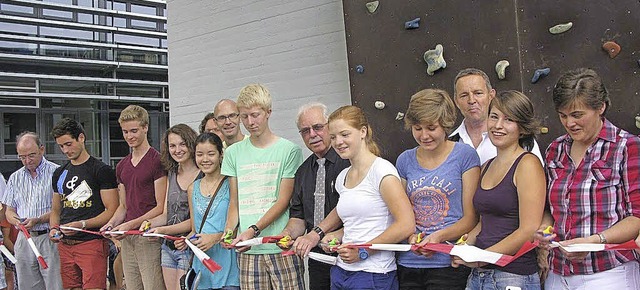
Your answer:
[180,176,228,290]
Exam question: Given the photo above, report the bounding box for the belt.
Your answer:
[29,229,50,236]
[163,239,177,251]
[61,239,86,246]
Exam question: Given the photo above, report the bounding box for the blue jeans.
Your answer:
[466,268,540,290]
[160,243,193,271]
[331,266,398,290]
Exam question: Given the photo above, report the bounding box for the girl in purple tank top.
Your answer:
[451,91,545,290]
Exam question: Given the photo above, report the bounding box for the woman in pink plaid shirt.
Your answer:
[534,68,640,290]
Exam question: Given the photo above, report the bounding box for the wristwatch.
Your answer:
[358,248,369,260]
[313,226,325,240]
[249,225,260,237]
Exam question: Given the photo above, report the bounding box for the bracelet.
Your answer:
[597,232,607,244]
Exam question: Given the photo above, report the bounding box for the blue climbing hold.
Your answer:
[531,67,551,83]
[355,65,364,74]
[405,18,420,29]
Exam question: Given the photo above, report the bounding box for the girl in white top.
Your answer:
[327,105,414,289]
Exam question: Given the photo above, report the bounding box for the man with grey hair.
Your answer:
[278,102,350,290]
[1,132,62,290]
[450,68,543,164]
[213,99,247,148]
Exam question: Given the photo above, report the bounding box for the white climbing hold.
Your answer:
[374,101,385,110]
[495,60,510,80]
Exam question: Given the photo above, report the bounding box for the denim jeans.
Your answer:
[331,266,398,290]
[466,268,540,290]
[397,265,470,290]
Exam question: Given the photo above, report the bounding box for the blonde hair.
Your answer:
[404,89,457,134]
[237,84,272,111]
[118,105,149,126]
[328,105,381,156]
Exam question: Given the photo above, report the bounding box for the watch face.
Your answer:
[358,248,368,260]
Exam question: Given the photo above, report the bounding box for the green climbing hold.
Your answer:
[423,44,446,76]
[366,1,379,14]
[495,60,509,80]
[549,22,573,34]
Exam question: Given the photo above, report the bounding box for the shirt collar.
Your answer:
[21,156,48,176]
[313,147,340,165]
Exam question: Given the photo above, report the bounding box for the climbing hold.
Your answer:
[374,101,385,110]
[531,67,551,83]
[602,41,620,58]
[540,127,549,134]
[405,18,420,29]
[549,22,573,34]
[495,60,509,80]
[365,1,379,13]
[423,44,446,75]
[395,112,405,120]
[635,116,640,129]
[355,65,364,74]
[637,59,640,68]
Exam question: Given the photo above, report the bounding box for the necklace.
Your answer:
[201,175,223,198]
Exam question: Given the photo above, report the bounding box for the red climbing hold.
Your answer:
[602,41,620,58]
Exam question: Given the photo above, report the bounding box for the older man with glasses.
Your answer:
[1,131,62,290]
[213,99,248,149]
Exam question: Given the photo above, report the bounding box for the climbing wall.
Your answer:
[343,0,640,161]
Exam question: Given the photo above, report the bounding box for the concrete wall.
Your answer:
[167,0,352,152]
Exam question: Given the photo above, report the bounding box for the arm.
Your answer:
[146,180,170,228]
[5,206,19,226]
[102,183,127,231]
[222,177,239,240]
[368,175,415,244]
[120,176,168,230]
[175,183,195,251]
[292,208,343,257]
[234,178,296,250]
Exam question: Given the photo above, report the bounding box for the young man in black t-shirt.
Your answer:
[49,118,119,290]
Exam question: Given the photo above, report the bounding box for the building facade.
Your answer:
[0,0,169,177]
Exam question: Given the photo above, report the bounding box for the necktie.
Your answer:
[313,158,326,226]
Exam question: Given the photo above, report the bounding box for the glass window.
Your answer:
[112,1,126,11]
[0,22,37,36]
[39,44,98,59]
[78,13,94,24]
[2,112,37,156]
[114,17,126,28]
[77,0,93,8]
[0,3,34,14]
[40,27,94,41]
[131,19,157,30]
[43,9,74,20]
[130,4,156,16]
[0,40,37,55]
[114,34,159,47]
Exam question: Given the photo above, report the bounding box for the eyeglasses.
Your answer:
[299,123,327,136]
[18,152,38,161]
[214,113,239,122]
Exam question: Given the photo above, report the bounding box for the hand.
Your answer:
[231,229,255,253]
[276,236,293,250]
[100,223,114,238]
[635,230,640,255]
[193,233,223,252]
[292,231,321,257]
[144,227,164,242]
[320,234,341,253]
[174,232,192,251]
[138,220,152,232]
[533,224,556,250]
[413,232,444,257]
[49,228,62,243]
[336,244,360,264]
[20,217,38,230]
[451,255,487,268]
[558,235,599,261]
[110,222,136,240]
[59,221,82,236]
[219,229,236,249]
